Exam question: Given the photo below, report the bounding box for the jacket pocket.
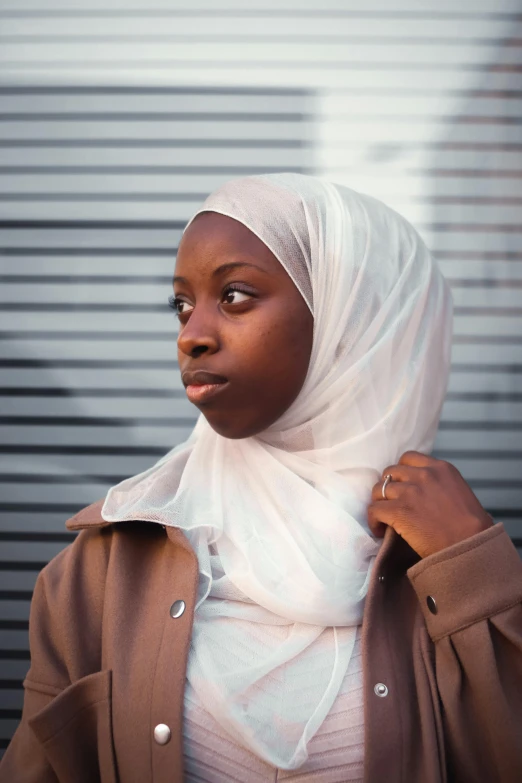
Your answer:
[28,670,118,783]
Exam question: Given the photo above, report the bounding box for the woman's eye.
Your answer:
[223,288,251,305]
[168,295,193,316]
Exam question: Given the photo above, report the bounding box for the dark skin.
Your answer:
[367,451,493,558]
[173,211,314,440]
[173,211,494,559]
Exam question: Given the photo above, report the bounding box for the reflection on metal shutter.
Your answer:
[0,83,313,754]
[1,0,521,759]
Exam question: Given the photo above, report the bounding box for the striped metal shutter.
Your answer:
[0,0,521,757]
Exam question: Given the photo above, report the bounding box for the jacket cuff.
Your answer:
[407,523,522,641]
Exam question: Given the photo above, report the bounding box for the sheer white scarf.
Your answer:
[102,173,453,769]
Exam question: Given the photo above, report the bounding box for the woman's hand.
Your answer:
[367,450,494,559]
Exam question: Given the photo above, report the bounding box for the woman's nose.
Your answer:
[177,308,219,359]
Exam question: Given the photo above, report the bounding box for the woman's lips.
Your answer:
[186,381,229,404]
[181,369,229,405]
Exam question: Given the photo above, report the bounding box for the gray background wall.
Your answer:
[0,0,521,755]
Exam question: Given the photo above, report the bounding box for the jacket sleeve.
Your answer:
[407,522,522,783]
[0,529,110,783]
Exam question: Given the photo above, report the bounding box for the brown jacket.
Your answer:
[1,499,522,783]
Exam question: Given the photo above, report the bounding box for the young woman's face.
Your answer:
[173,211,314,439]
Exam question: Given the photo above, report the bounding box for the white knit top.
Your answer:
[183,624,365,782]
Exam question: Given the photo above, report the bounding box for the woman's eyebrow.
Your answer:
[173,261,270,286]
[212,261,270,277]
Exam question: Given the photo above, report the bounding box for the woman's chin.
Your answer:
[202,411,266,440]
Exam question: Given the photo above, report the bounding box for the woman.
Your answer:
[2,173,522,783]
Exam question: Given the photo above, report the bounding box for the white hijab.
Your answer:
[102,173,453,768]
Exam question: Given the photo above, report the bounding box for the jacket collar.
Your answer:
[66,498,111,531]
[66,497,198,556]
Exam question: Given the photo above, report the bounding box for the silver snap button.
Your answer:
[374,682,388,698]
[378,575,385,583]
[170,599,186,619]
[153,723,171,745]
[426,596,438,615]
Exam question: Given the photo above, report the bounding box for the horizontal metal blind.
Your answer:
[0,0,521,757]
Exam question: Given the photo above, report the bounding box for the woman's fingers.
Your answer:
[370,474,417,503]
[398,450,433,468]
[367,450,493,558]
[367,499,403,538]
[372,479,401,503]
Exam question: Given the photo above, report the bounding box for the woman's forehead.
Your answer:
[179,212,276,261]
[176,211,295,283]
[184,179,314,312]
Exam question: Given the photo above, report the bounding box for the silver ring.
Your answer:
[381,474,392,499]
